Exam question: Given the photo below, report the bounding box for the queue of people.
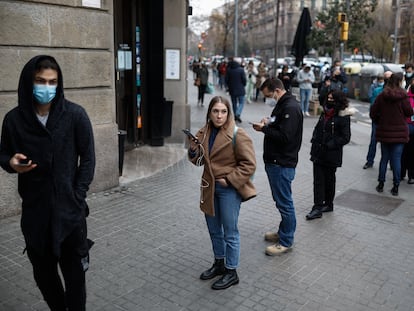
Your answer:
[185,68,414,291]
[4,54,413,309]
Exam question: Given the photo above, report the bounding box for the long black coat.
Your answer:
[310,108,352,167]
[0,55,95,257]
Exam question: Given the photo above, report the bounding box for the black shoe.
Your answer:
[306,208,323,220]
[320,205,333,213]
[235,116,242,123]
[408,178,414,184]
[200,259,225,280]
[391,184,399,196]
[211,268,239,290]
[376,182,384,193]
[363,162,373,169]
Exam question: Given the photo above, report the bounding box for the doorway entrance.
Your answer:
[113,0,165,147]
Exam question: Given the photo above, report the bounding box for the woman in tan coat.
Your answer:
[187,96,256,290]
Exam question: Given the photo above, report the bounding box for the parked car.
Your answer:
[243,57,261,67]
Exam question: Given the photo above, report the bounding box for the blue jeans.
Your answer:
[265,164,296,247]
[300,88,311,113]
[205,183,242,269]
[231,95,245,118]
[378,142,404,185]
[366,122,377,165]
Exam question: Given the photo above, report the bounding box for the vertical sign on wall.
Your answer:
[136,26,142,129]
[165,49,181,80]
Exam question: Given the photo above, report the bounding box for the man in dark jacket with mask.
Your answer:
[252,78,303,256]
[0,55,95,311]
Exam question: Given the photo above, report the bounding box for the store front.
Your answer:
[114,0,167,147]
[0,0,189,217]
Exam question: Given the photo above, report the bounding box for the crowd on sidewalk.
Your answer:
[1,55,413,310]
[187,60,414,291]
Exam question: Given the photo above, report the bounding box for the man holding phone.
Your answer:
[0,55,95,311]
[252,78,303,256]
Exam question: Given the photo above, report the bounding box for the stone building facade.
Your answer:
[0,0,189,218]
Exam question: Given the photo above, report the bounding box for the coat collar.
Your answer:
[204,120,236,157]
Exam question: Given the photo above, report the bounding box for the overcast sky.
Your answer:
[189,0,225,34]
[190,0,224,16]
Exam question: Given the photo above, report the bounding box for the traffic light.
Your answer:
[338,13,346,23]
[340,22,349,41]
[337,12,348,41]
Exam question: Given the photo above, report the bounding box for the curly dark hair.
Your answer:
[326,90,349,112]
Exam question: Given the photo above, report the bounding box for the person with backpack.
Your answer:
[187,96,256,290]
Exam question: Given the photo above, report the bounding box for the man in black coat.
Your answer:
[252,78,303,256]
[225,58,247,123]
[0,55,95,310]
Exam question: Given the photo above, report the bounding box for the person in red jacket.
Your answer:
[370,72,413,195]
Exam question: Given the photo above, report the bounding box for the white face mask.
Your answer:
[265,97,277,107]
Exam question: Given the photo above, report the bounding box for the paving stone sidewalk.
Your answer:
[1,77,414,311]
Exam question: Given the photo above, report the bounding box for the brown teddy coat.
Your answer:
[189,120,256,216]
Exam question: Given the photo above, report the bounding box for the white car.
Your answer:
[243,57,261,67]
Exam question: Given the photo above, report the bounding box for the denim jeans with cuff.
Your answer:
[265,163,296,247]
[205,182,242,269]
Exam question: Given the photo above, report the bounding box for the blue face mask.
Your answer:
[33,84,57,105]
[378,82,384,86]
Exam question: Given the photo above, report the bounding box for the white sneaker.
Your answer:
[305,112,310,117]
[265,243,292,256]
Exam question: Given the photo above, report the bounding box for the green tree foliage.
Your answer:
[309,0,377,57]
[207,5,235,57]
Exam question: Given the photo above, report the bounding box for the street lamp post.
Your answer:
[234,0,239,57]
[273,0,280,77]
[392,0,401,63]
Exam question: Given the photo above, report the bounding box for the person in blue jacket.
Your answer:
[0,55,95,311]
[363,71,392,169]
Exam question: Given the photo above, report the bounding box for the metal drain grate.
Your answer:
[335,189,404,216]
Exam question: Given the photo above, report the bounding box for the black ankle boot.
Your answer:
[391,184,399,196]
[200,258,225,280]
[306,205,323,220]
[211,268,239,290]
[376,181,384,193]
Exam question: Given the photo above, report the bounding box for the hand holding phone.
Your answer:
[11,153,37,172]
[182,129,199,144]
[17,158,32,166]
